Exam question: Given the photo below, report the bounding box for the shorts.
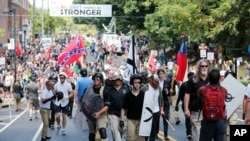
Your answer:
[3,86,10,92]
[29,99,40,110]
[54,104,69,114]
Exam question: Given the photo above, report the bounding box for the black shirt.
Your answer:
[123,91,145,120]
[186,77,209,111]
[106,83,130,117]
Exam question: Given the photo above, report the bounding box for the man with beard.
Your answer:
[146,74,164,141]
[184,59,210,141]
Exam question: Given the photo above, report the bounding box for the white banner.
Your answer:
[221,74,246,119]
[49,3,112,17]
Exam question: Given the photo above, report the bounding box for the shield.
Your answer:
[81,86,104,122]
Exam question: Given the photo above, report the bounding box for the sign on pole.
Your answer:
[49,2,112,17]
[200,49,206,58]
[207,52,214,60]
[8,38,15,50]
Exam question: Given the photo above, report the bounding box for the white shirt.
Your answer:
[40,88,54,109]
[54,81,72,107]
[148,84,160,113]
[245,84,250,98]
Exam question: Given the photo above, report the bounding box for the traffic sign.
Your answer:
[200,49,206,58]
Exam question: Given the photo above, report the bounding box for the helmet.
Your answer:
[56,91,64,100]
[92,72,104,82]
[130,74,142,85]
[80,68,88,77]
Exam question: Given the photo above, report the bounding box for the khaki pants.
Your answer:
[127,119,144,141]
[190,111,202,141]
[169,95,180,121]
[40,108,50,139]
[15,99,21,110]
[108,115,122,141]
[88,114,108,141]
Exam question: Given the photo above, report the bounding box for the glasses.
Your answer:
[200,65,208,68]
[60,77,65,79]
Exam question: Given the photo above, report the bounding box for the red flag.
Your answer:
[146,53,156,73]
[65,66,73,77]
[57,35,86,66]
[176,38,187,82]
[76,59,82,68]
[46,47,51,61]
[16,43,21,57]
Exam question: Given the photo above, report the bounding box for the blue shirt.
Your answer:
[76,77,93,101]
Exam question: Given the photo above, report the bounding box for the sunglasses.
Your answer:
[200,65,208,68]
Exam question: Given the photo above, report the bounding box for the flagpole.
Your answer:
[132,35,135,74]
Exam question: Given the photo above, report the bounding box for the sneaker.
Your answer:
[164,136,170,140]
[187,135,192,140]
[61,129,66,135]
[50,125,55,130]
[56,125,61,133]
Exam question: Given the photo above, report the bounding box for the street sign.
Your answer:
[207,52,214,60]
[200,49,206,58]
[8,38,14,50]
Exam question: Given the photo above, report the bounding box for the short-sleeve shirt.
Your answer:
[26,81,40,99]
[54,81,72,107]
[185,77,209,111]
[40,88,54,109]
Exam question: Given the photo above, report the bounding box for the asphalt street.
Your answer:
[0,97,245,141]
[0,52,245,141]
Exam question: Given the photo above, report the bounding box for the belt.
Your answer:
[41,107,50,110]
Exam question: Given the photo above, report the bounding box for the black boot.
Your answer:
[89,133,95,141]
[41,138,46,141]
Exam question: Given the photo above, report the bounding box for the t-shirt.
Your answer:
[54,81,72,107]
[26,81,39,99]
[4,75,14,87]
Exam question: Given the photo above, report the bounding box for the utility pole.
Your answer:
[42,0,44,38]
[32,0,35,41]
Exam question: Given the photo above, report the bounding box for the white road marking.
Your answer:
[0,109,27,133]
[32,123,43,141]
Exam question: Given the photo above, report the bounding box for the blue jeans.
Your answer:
[199,119,226,141]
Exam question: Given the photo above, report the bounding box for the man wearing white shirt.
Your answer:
[40,80,55,141]
[54,72,73,135]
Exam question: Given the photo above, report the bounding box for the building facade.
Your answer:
[0,0,30,50]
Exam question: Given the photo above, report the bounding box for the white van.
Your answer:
[41,37,52,50]
[102,33,122,55]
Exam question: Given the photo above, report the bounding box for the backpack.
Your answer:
[199,85,226,121]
